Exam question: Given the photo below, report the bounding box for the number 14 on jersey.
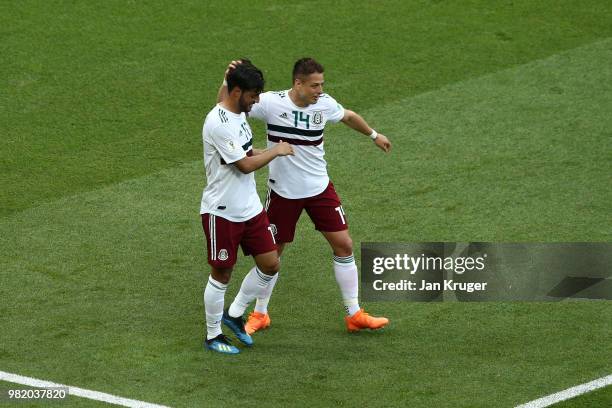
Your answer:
[292,111,310,129]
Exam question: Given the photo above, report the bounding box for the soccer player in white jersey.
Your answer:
[218,58,391,334]
[201,60,294,354]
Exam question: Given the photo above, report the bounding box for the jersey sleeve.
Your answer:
[210,124,246,164]
[248,92,268,121]
[324,94,345,123]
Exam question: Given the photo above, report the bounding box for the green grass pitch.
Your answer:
[1,1,611,407]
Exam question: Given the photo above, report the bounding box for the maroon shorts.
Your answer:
[265,181,348,243]
[201,210,277,269]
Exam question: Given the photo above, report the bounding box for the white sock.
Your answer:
[333,254,360,316]
[228,267,274,318]
[204,276,227,340]
[254,272,279,314]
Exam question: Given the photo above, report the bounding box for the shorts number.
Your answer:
[267,226,276,244]
[335,206,346,225]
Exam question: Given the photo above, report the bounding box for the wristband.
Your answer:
[369,129,378,140]
[222,79,228,86]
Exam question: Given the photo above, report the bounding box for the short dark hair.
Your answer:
[292,57,324,81]
[227,58,264,93]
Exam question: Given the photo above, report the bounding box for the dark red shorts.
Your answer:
[201,210,277,269]
[265,181,348,243]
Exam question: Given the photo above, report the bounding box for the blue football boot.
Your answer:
[222,309,254,346]
[205,334,240,355]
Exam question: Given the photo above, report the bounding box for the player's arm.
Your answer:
[216,60,242,103]
[251,148,265,156]
[340,109,391,153]
[234,142,294,174]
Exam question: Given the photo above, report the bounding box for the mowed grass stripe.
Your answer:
[3,36,612,232]
[328,37,612,243]
[3,1,612,217]
[1,40,611,407]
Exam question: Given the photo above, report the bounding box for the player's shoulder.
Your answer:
[319,93,336,101]
[205,106,228,127]
[317,93,341,109]
[211,105,245,122]
[261,89,290,102]
[205,106,240,135]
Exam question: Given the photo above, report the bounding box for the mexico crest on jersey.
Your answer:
[312,110,323,126]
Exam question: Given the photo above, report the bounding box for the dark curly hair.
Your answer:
[227,58,265,93]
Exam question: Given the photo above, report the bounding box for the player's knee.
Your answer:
[259,258,280,275]
[211,268,232,284]
[335,237,353,257]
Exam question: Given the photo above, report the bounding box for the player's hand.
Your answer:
[224,60,243,81]
[274,141,294,156]
[374,133,391,153]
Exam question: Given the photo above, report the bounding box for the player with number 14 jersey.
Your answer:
[249,90,344,199]
[220,57,392,334]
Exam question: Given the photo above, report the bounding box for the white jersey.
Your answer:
[249,90,345,199]
[200,104,262,221]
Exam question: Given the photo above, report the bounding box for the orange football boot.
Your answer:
[245,311,271,335]
[345,309,389,332]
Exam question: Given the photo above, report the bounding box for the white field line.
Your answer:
[515,374,612,408]
[0,370,171,408]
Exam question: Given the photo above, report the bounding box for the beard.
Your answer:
[238,95,252,113]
